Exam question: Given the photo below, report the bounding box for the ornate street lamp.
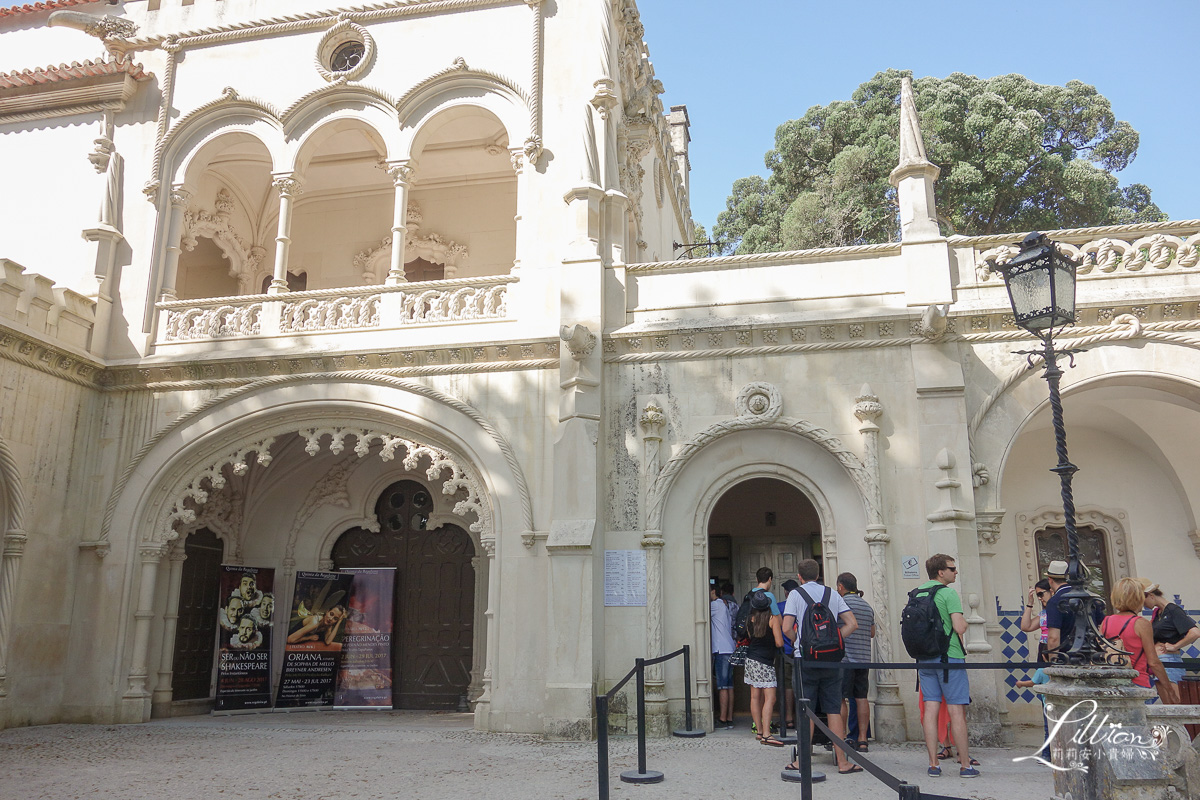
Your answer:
[996,232,1107,665]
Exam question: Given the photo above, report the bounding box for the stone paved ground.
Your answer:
[0,711,1055,800]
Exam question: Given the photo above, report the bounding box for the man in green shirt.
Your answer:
[916,554,977,778]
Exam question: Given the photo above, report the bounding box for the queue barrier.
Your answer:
[595,644,704,800]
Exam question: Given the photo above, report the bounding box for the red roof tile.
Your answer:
[0,55,149,88]
[0,0,102,18]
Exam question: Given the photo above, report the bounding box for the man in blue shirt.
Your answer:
[776,579,799,728]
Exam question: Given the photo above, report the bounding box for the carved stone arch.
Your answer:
[647,415,877,534]
[282,88,403,172]
[161,94,286,188]
[103,373,533,550]
[694,462,839,555]
[975,350,1200,516]
[180,188,264,294]
[397,64,532,162]
[1014,505,1134,598]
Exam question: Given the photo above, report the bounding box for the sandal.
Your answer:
[838,765,863,775]
[784,761,799,771]
[854,741,869,752]
[760,735,785,747]
[937,746,953,760]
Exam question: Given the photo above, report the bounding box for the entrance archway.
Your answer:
[708,477,820,718]
[331,479,475,710]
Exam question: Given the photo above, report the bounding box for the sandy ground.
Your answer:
[0,711,1057,800]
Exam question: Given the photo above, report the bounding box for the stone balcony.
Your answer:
[153,274,518,354]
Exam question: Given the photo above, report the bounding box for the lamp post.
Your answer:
[996,232,1107,665]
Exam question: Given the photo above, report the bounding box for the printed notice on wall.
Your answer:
[901,555,921,580]
[604,550,647,606]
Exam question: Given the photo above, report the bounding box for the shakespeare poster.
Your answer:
[214,565,276,712]
[276,571,355,708]
[335,567,395,708]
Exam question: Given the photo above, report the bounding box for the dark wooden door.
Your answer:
[331,479,474,710]
[172,529,224,700]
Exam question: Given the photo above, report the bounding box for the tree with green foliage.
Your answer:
[713,70,1166,254]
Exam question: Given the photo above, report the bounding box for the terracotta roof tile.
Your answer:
[0,0,102,18]
[0,55,150,88]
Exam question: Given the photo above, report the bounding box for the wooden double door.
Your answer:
[331,479,475,710]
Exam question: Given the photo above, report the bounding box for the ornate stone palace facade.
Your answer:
[1,0,1198,742]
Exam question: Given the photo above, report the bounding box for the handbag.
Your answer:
[729,642,749,667]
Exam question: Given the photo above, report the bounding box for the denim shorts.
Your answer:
[712,653,733,690]
[918,658,970,705]
[1158,652,1185,686]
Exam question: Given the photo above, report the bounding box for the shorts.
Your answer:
[712,653,733,690]
[744,658,777,688]
[918,658,970,705]
[796,659,842,715]
[781,655,794,690]
[842,666,869,699]
[1158,652,1185,686]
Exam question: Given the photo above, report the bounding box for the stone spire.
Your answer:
[889,76,942,243]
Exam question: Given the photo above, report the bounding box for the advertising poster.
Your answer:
[214,565,276,711]
[276,571,354,708]
[335,567,395,708]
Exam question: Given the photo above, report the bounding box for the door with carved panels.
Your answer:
[331,479,474,710]
[172,528,224,701]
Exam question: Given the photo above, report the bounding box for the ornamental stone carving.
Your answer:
[315,20,374,83]
[974,229,1198,283]
[734,382,782,422]
[280,295,380,333]
[354,201,467,283]
[158,439,274,541]
[558,324,597,361]
[163,303,263,341]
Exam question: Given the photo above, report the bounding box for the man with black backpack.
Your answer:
[782,559,860,775]
[901,553,978,779]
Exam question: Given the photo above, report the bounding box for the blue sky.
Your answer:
[637,0,1199,235]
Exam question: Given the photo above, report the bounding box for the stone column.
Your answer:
[974,509,1008,737]
[509,149,528,276]
[158,186,190,301]
[853,386,905,742]
[1037,666,1170,800]
[267,175,302,295]
[468,553,485,703]
[639,402,669,733]
[384,162,414,285]
[0,528,28,697]
[121,542,166,723]
[151,543,187,718]
[473,536,498,730]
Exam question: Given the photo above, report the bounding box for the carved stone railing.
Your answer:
[953,219,1200,286]
[1144,705,1200,797]
[157,275,514,344]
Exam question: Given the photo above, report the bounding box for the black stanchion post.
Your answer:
[897,782,920,800]
[782,662,824,786]
[673,645,705,738]
[775,653,796,744]
[596,694,609,800]
[620,658,664,784]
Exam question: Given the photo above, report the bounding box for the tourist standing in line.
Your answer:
[916,554,978,778]
[1101,577,1179,704]
[755,566,782,617]
[837,572,875,752]
[1043,560,1103,655]
[710,584,736,729]
[1018,579,1052,661]
[783,559,860,775]
[1140,578,1199,698]
[777,578,800,730]
[744,590,785,746]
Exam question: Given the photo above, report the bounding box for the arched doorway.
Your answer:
[708,477,821,716]
[331,479,475,710]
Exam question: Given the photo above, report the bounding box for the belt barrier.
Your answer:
[595,644,705,800]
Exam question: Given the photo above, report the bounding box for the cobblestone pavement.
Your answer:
[0,711,1055,800]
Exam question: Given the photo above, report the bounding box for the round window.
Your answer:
[331,40,365,73]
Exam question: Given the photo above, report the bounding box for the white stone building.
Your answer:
[0,0,1197,742]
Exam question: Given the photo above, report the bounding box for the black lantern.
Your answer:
[997,232,1078,335]
[998,232,1110,666]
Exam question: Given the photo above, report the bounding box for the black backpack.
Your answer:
[797,586,845,662]
[900,584,953,661]
[732,591,758,643]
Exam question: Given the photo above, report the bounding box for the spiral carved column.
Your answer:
[854,386,905,742]
[0,528,28,697]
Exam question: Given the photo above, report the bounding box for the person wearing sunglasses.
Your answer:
[1019,579,1053,662]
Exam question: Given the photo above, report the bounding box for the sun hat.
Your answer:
[1045,560,1069,579]
[750,590,772,610]
[1134,577,1160,595]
